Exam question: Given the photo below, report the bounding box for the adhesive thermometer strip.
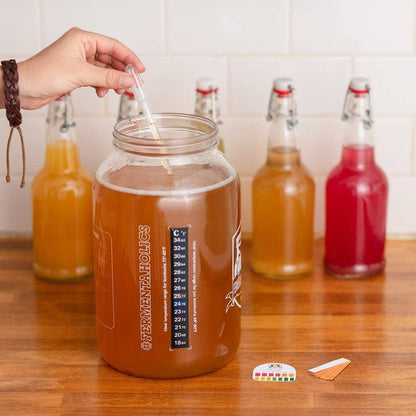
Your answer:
[252,363,296,382]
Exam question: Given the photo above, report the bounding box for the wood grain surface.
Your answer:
[0,238,415,415]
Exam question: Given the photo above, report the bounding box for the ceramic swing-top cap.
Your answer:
[273,78,294,95]
[196,78,219,93]
[349,77,371,92]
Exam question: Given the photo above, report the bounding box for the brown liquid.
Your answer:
[252,147,315,278]
[93,165,241,378]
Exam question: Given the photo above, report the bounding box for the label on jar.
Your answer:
[170,227,190,349]
[138,225,152,351]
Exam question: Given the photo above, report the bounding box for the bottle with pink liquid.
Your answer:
[324,78,388,278]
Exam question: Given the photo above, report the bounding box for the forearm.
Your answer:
[0,29,141,112]
[0,59,53,111]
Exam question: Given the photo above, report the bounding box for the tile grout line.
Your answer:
[10,114,416,121]
[414,0,416,54]
[103,93,110,116]
[411,118,416,174]
[137,53,416,59]
[103,53,416,60]
[287,0,292,54]
[226,56,231,117]
[37,0,43,49]
[163,0,169,56]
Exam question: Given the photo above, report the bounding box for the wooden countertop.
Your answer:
[1,238,415,416]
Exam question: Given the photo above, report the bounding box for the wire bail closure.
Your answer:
[266,84,298,130]
[60,94,76,133]
[341,83,374,130]
[287,85,298,131]
[210,86,222,126]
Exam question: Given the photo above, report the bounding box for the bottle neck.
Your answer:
[45,97,80,173]
[118,93,142,121]
[342,94,374,167]
[343,94,373,147]
[194,91,221,123]
[267,95,300,168]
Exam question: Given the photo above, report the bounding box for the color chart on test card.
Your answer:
[252,363,296,382]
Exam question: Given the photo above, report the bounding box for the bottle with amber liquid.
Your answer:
[117,90,142,121]
[195,78,224,152]
[252,78,315,279]
[31,93,93,281]
[325,78,388,278]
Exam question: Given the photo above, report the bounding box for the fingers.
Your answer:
[94,87,127,97]
[95,53,126,72]
[95,87,109,98]
[83,30,145,73]
[81,63,134,90]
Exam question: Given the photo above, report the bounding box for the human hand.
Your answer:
[14,27,144,110]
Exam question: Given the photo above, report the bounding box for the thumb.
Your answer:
[80,64,134,90]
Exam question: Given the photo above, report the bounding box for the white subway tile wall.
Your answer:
[41,0,164,54]
[71,88,106,117]
[292,0,414,55]
[166,0,289,55]
[0,1,40,55]
[353,58,416,115]
[0,0,415,237]
[106,57,228,115]
[0,176,33,233]
[230,57,351,115]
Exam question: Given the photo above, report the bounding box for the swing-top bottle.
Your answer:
[252,78,315,279]
[194,78,224,152]
[31,93,93,281]
[325,77,388,278]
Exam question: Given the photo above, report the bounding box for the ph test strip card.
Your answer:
[252,363,296,382]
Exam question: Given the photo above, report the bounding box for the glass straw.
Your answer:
[125,64,172,174]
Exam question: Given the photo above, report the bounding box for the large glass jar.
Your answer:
[93,113,241,378]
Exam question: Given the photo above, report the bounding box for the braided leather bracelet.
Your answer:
[1,59,25,188]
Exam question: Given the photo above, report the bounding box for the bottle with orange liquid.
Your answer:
[252,78,315,279]
[325,78,388,278]
[31,93,93,281]
[194,78,225,152]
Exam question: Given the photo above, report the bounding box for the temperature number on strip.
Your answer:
[170,227,189,349]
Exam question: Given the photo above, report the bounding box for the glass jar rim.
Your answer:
[113,113,218,156]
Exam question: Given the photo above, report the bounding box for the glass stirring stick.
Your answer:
[125,64,172,174]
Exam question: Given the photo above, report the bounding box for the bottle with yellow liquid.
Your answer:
[194,78,225,152]
[251,78,315,279]
[31,93,93,281]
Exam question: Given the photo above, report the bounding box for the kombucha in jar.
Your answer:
[31,93,93,281]
[252,78,315,279]
[93,114,241,378]
[325,78,388,278]
[194,78,225,152]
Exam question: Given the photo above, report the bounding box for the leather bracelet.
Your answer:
[1,59,25,188]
